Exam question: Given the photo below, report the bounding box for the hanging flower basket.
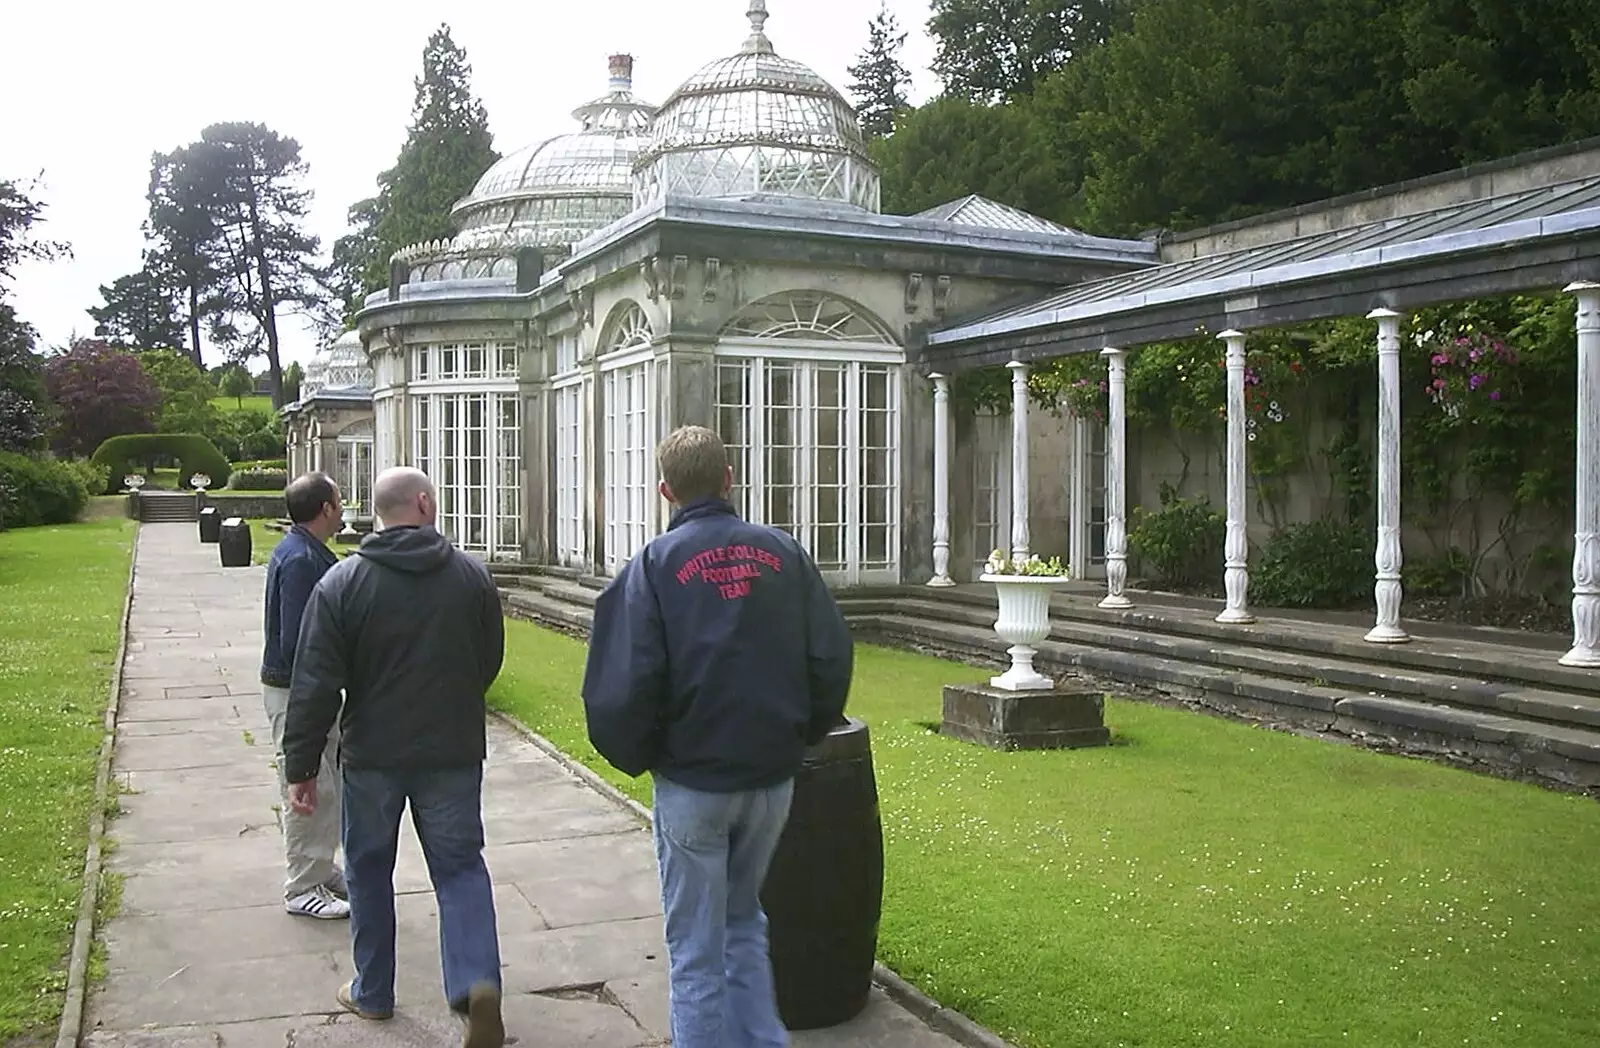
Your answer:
[980,550,1072,692]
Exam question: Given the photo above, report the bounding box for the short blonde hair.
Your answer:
[657,425,728,503]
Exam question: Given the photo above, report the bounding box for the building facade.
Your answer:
[355,2,1153,578]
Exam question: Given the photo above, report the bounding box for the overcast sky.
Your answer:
[3,0,938,370]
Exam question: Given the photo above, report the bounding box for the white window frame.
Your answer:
[552,373,588,568]
[714,353,901,586]
[1069,414,1108,581]
[601,360,655,574]
[971,411,1012,579]
[407,389,524,561]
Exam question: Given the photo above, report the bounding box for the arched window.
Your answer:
[721,293,894,345]
[606,303,653,353]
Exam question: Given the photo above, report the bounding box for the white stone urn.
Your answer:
[980,556,1072,691]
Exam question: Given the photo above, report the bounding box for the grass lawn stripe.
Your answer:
[489,618,1600,1048]
[0,519,133,1042]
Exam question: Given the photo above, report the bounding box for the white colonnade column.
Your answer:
[1100,347,1133,609]
[1562,282,1600,667]
[1217,330,1256,624]
[1365,308,1410,644]
[928,373,955,587]
[1007,361,1031,562]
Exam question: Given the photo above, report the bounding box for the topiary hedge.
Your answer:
[90,433,232,494]
[0,451,90,528]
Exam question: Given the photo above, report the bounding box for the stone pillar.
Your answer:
[1008,361,1031,562]
[1100,347,1133,609]
[1217,330,1256,624]
[1365,308,1410,644]
[929,373,956,586]
[1562,282,1600,667]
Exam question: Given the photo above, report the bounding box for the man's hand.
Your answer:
[288,779,317,815]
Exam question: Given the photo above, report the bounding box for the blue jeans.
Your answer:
[652,774,795,1048]
[341,764,501,1013]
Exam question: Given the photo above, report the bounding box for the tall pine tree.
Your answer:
[331,24,497,321]
[847,5,912,139]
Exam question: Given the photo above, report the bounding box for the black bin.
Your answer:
[218,517,252,567]
[198,506,221,543]
[761,717,884,1030]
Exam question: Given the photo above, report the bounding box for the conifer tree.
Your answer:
[847,5,912,139]
[331,25,498,320]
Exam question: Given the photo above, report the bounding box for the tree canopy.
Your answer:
[89,263,188,351]
[848,6,912,138]
[42,340,161,457]
[0,178,65,453]
[890,0,1600,236]
[331,24,497,321]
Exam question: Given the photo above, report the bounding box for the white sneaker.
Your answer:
[285,885,350,920]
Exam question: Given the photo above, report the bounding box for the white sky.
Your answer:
[2,0,937,370]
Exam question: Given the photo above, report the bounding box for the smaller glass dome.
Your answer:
[634,2,880,212]
[451,56,656,256]
[301,330,372,401]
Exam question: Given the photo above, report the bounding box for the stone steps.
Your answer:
[495,570,1600,790]
[842,595,1600,733]
[135,494,199,523]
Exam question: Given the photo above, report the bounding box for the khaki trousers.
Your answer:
[261,684,343,898]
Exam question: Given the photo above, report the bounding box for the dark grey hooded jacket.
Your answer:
[282,524,505,784]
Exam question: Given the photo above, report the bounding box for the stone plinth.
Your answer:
[941,683,1111,751]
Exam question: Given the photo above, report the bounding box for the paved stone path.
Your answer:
[84,524,961,1048]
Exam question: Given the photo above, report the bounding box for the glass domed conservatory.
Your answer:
[353,0,1154,577]
[283,329,376,512]
[632,2,879,211]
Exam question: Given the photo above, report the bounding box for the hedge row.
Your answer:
[90,433,231,494]
[227,468,288,491]
[0,452,90,529]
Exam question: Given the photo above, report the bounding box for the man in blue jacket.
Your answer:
[260,471,348,920]
[582,425,854,1048]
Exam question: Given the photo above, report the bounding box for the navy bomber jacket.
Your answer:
[580,498,854,792]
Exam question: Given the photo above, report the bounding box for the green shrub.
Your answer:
[56,458,109,499]
[1252,517,1374,608]
[0,452,89,528]
[1129,483,1225,590]
[1405,547,1474,599]
[232,458,288,472]
[227,468,288,491]
[90,433,232,494]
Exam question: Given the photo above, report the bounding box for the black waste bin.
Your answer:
[197,506,221,543]
[760,717,885,1030]
[218,517,252,567]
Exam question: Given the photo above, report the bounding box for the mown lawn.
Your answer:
[490,620,1600,1048]
[208,394,274,414]
[0,519,133,1041]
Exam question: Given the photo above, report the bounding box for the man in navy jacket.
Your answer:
[260,472,348,920]
[582,425,853,1048]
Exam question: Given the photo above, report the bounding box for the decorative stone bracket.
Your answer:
[568,288,594,328]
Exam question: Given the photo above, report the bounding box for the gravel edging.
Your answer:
[489,710,1020,1048]
[54,520,140,1048]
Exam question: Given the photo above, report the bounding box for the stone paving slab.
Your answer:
[85,524,966,1048]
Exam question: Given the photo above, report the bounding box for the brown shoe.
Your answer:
[337,980,393,1021]
[462,981,504,1048]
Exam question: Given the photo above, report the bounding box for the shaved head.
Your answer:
[372,467,437,529]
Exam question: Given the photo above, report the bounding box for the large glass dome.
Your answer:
[633,2,880,212]
[451,56,656,256]
[301,329,372,401]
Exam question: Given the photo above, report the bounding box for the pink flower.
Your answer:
[1431,353,1449,365]
[1433,378,1447,390]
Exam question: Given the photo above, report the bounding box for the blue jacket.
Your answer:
[260,525,338,687]
[580,498,854,792]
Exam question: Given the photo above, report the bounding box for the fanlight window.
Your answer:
[721,294,893,344]
[607,303,654,354]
